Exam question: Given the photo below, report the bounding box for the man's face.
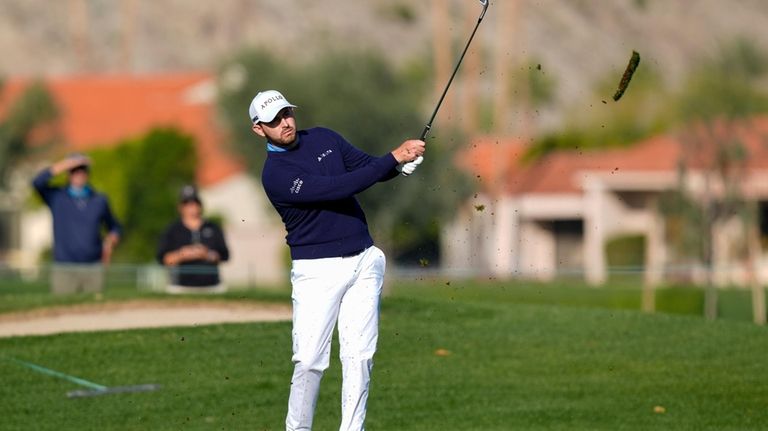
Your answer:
[68,168,89,188]
[251,107,297,146]
[179,200,202,218]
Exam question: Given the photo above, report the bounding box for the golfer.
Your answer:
[250,90,424,431]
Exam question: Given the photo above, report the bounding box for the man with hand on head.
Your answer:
[250,89,425,431]
[32,153,121,295]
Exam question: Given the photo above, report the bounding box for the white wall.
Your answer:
[200,173,287,287]
[518,220,556,280]
[18,208,51,269]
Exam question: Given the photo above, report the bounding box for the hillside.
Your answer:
[2,0,768,130]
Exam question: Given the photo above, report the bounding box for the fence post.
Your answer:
[641,284,655,313]
[753,284,766,326]
[747,228,765,326]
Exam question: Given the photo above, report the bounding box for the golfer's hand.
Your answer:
[392,139,425,164]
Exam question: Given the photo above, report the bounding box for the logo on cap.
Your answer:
[260,94,285,110]
[249,90,296,124]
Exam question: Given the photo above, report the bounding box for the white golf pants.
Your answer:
[285,246,386,431]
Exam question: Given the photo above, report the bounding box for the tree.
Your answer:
[661,39,768,320]
[522,63,672,161]
[0,80,59,187]
[216,48,474,263]
[88,128,197,262]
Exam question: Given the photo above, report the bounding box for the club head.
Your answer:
[478,0,489,20]
[67,384,161,398]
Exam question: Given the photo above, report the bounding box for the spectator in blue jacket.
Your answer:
[32,153,121,294]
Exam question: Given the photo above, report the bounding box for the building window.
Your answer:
[553,219,584,276]
[759,201,768,249]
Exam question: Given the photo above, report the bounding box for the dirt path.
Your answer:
[0,300,292,338]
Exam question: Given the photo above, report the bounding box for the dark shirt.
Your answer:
[261,127,399,260]
[32,168,121,263]
[156,219,229,287]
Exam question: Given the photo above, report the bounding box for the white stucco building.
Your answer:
[444,121,768,286]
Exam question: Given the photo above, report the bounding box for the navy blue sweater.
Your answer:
[261,127,400,260]
[32,169,122,263]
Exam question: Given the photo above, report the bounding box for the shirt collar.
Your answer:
[266,134,300,152]
[67,185,92,199]
[266,142,287,152]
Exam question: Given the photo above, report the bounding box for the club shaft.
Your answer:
[6,356,108,390]
[420,11,487,141]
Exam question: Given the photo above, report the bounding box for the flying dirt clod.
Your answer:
[613,50,640,101]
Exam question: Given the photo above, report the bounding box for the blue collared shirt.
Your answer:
[267,142,287,152]
[266,134,300,152]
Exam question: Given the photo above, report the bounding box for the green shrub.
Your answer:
[88,128,197,263]
[606,234,646,269]
[655,287,705,315]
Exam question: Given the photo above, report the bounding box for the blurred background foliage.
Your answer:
[660,39,768,265]
[216,48,474,264]
[7,35,768,269]
[523,38,768,161]
[214,39,768,266]
[0,80,59,188]
[87,128,197,263]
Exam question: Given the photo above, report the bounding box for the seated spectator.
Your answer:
[157,185,229,293]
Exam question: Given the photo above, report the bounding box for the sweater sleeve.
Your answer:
[264,153,399,204]
[335,130,401,181]
[156,224,175,264]
[101,196,122,235]
[336,131,376,171]
[211,224,229,262]
[31,168,55,205]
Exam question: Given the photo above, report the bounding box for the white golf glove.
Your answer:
[399,156,423,176]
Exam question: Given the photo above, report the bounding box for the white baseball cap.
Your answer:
[248,90,297,124]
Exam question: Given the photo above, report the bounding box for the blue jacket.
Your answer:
[261,127,399,259]
[32,168,122,263]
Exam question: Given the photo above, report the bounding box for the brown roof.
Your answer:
[463,117,768,195]
[0,72,244,186]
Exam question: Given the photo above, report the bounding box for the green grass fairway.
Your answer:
[1,294,766,430]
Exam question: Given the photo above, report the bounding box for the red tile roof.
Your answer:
[463,117,768,195]
[0,72,244,186]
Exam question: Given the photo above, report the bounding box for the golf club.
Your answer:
[403,0,490,176]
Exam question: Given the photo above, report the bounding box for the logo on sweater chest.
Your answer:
[317,149,333,162]
[202,227,214,238]
[290,177,304,194]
